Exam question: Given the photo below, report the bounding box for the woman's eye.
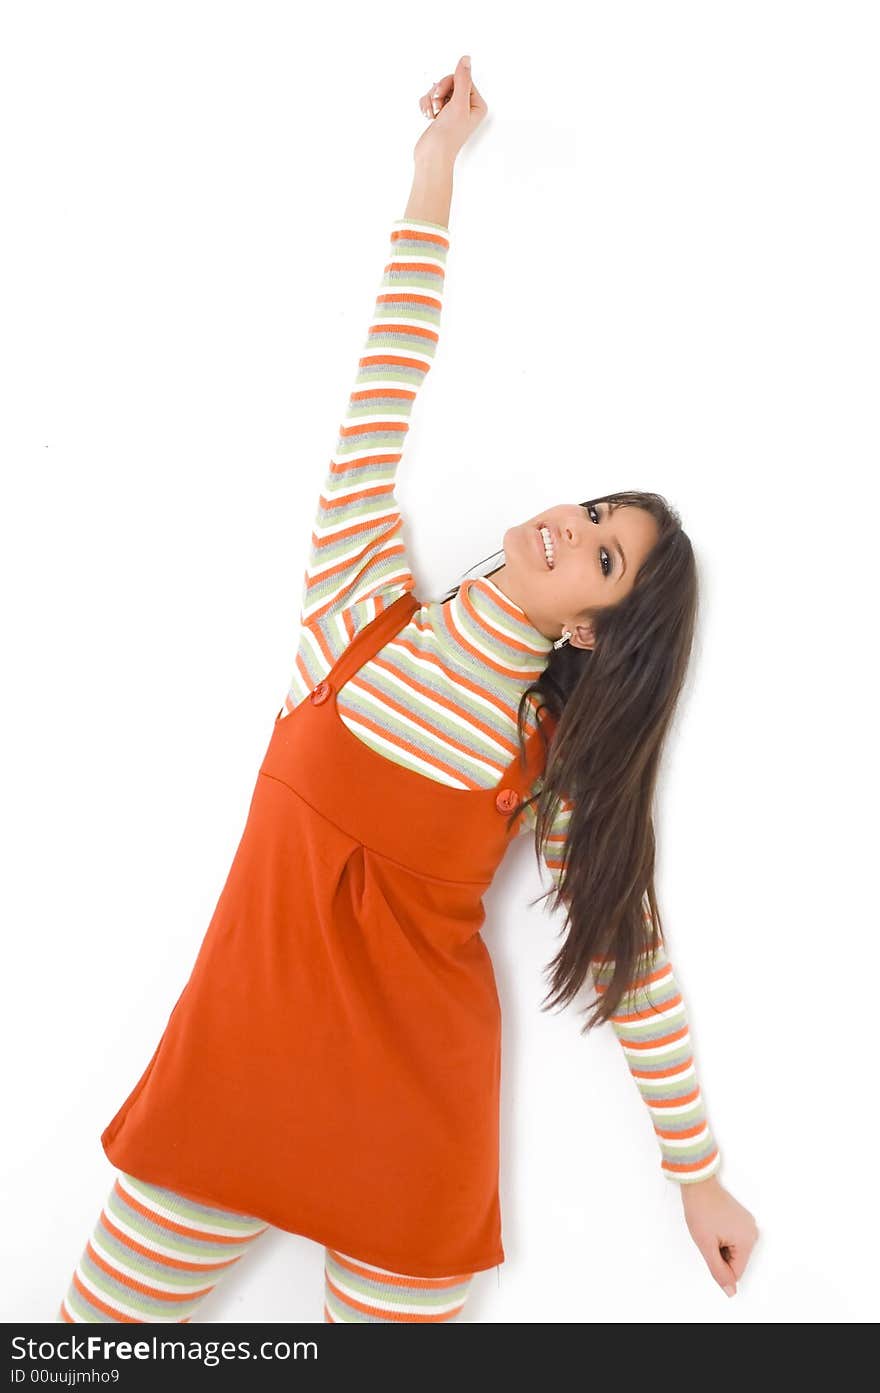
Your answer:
[586,504,612,576]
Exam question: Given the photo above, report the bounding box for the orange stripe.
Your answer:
[442,605,545,681]
[112,1179,264,1247]
[642,1085,701,1108]
[309,493,401,549]
[301,578,413,638]
[470,580,553,643]
[305,531,406,605]
[389,227,449,249]
[350,386,417,403]
[328,1249,472,1290]
[298,612,338,672]
[459,583,550,660]
[313,492,398,537]
[341,606,358,645]
[327,454,398,481]
[629,1064,698,1086]
[324,1303,335,1322]
[358,351,431,373]
[371,654,521,761]
[324,1272,463,1322]
[315,492,396,531]
[613,1024,690,1051]
[654,1121,708,1141]
[375,292,443,311]
[338,418,410,439]
[86,1237,215,1305]
[662,1148,719,1174]
[383,258,447,277]
[102,1205,250,1271]
[302,549,412,627]
[367,321,439,345]
[382,267,447,290]
[595,963,672,990]
[393,628,527,729]
[612,992,683,1024]
[348,673,513,786]
[297,593,405,670]
[306,538,408,599]
[71,1269,139,1324]
[293,648,316,700]
[330,701,472,786]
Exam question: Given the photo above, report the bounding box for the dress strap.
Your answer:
[510,702,559,792]
[320,590,420,697]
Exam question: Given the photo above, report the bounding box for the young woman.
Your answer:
[58,55,759,1324]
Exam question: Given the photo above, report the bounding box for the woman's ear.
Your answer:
[569,620,596,651]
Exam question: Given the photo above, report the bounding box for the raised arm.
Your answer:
[282,60,486,715]
[298,212,451,637]
[296,54,481,640]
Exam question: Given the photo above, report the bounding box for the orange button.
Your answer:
[495,788,520,814]
[310,681,332,705]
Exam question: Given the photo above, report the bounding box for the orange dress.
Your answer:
[101,590,555,1278]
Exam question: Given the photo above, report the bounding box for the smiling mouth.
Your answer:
[536,523,556,569]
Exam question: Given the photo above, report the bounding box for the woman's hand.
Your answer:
[414,55,488,166]
[679,1175,760,1297]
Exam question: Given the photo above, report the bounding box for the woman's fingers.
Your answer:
[420,74,454,119]
[431,75,454,114]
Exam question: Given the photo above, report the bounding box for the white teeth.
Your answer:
[539,525,555,568]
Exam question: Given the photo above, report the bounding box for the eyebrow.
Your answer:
[605,502,627,578]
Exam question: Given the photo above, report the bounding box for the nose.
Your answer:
[562,508,584,548]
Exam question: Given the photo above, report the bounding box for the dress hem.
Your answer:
[101,1137,505,1280]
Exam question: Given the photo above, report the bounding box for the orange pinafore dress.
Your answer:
[101,589,555,1278]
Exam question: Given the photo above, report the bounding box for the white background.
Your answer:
[2,0,878,1324]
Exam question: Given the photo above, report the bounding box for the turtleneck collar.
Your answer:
[441,575,554,682]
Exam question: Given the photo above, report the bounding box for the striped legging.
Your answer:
[57,1171,474,1323]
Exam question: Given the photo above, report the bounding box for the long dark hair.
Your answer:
[440,489,698,1032]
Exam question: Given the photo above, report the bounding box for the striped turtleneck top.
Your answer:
[278,218,721,1187]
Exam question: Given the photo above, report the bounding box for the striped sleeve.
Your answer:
[296,218,450,655]
[527,795,723,1185]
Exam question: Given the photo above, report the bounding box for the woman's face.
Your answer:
[491,501,661,648]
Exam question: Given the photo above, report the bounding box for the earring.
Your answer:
[553,627,572,650]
